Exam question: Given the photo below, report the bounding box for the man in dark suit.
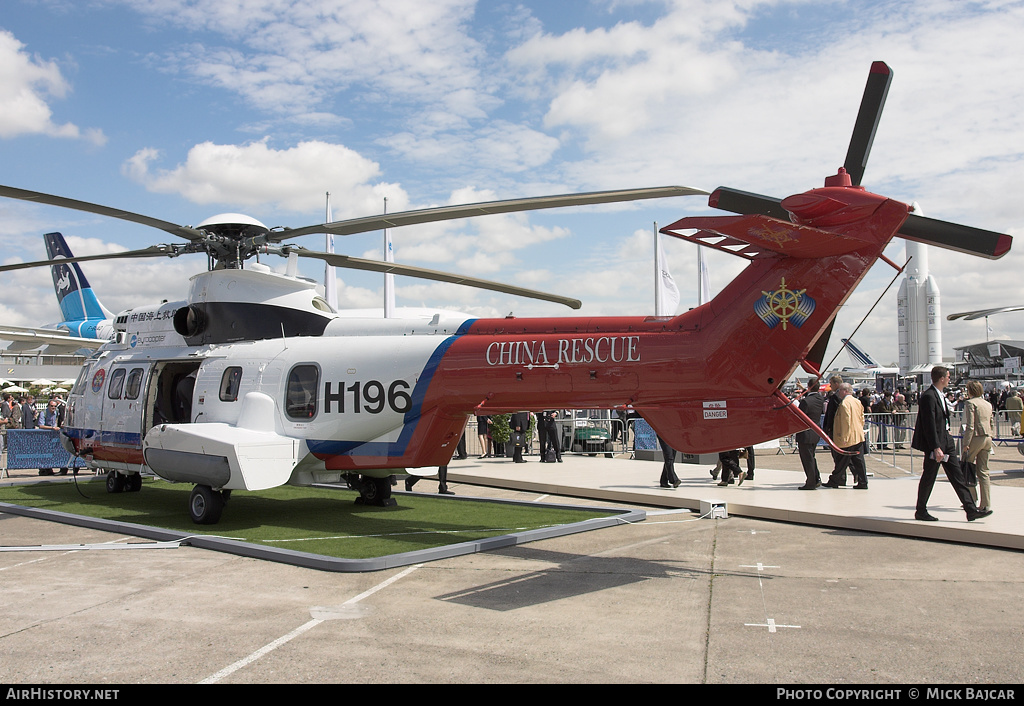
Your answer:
[912,366,992,522]
[796,378,825,489]
[538,410,562,463]
[510,411,531,463]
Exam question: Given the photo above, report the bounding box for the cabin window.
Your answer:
[286,364,319,420]
[125,368,145,400]
[107,368,127,400]
[220,367,243,402]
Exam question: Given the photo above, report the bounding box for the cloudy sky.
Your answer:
[1,0,1023,370]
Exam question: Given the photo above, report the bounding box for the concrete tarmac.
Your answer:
[1,448,1023,684]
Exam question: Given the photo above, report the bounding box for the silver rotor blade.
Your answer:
[288,248,582,310]
[0,245,182,274]
[0,185,206,241]
[276,186,707,241]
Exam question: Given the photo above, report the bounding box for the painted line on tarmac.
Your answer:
[198,563,422,684]
[737,529,801,634]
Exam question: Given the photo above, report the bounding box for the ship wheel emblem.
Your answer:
[755,278,815,330]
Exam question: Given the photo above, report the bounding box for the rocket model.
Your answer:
[897,204,943,374]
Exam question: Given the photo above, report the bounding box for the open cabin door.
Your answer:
[145,360,204,432]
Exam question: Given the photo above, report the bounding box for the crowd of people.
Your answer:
[0,390,71,475]
[788,367,996,521]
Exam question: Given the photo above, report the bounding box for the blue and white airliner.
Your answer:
[0,233,114,353]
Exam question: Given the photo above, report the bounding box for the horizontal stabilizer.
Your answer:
[659,213,877,260]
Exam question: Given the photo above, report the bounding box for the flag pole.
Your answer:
[697,245,707,306]
[324,192,338,310]
[384,197,395,318]
[653,222,661,316]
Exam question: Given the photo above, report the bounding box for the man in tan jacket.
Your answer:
[962,380,994,512]
[823,383,868,489]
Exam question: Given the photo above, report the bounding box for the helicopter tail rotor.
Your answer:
[707,61,1011,261]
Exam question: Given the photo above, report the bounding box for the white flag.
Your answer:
[655,231,679,316]
[697,245,710,305]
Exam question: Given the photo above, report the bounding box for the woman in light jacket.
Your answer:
[962,380,994,513]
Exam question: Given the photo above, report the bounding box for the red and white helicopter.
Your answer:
[0,61,1011,524]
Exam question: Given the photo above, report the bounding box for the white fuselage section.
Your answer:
[63,268,478,490]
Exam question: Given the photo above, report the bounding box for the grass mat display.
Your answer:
[0,478,617,560]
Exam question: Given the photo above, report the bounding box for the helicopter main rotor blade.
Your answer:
[0,185,206,242]
[0,245,183,274]
[843,61,892,187]
[286,247,582,310]
[276,186,707,241]
[708,188,787,220]
[947,305,1024,321]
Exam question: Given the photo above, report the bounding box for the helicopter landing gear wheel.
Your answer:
[354,475,397,507]
[189,485,225,525]
[105,470,125,494]
[126,473,143,492]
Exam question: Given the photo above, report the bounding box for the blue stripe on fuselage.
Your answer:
[63,426,142,448]
[305,319,476,459]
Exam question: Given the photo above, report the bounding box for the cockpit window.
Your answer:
[71,368,89,396]
[286,364,319,420]
[220,367,243,402]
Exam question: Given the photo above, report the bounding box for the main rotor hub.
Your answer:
[195,213,270,239]
[192,213,272,268]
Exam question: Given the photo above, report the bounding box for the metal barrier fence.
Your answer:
[860,409,1023,453]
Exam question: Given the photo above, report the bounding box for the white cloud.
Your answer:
[117,0,490,118]
[380,121,560,172]
[0,29,105,144]
[122,138,409,215]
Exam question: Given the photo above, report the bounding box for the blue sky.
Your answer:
[1,0,1023,368]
